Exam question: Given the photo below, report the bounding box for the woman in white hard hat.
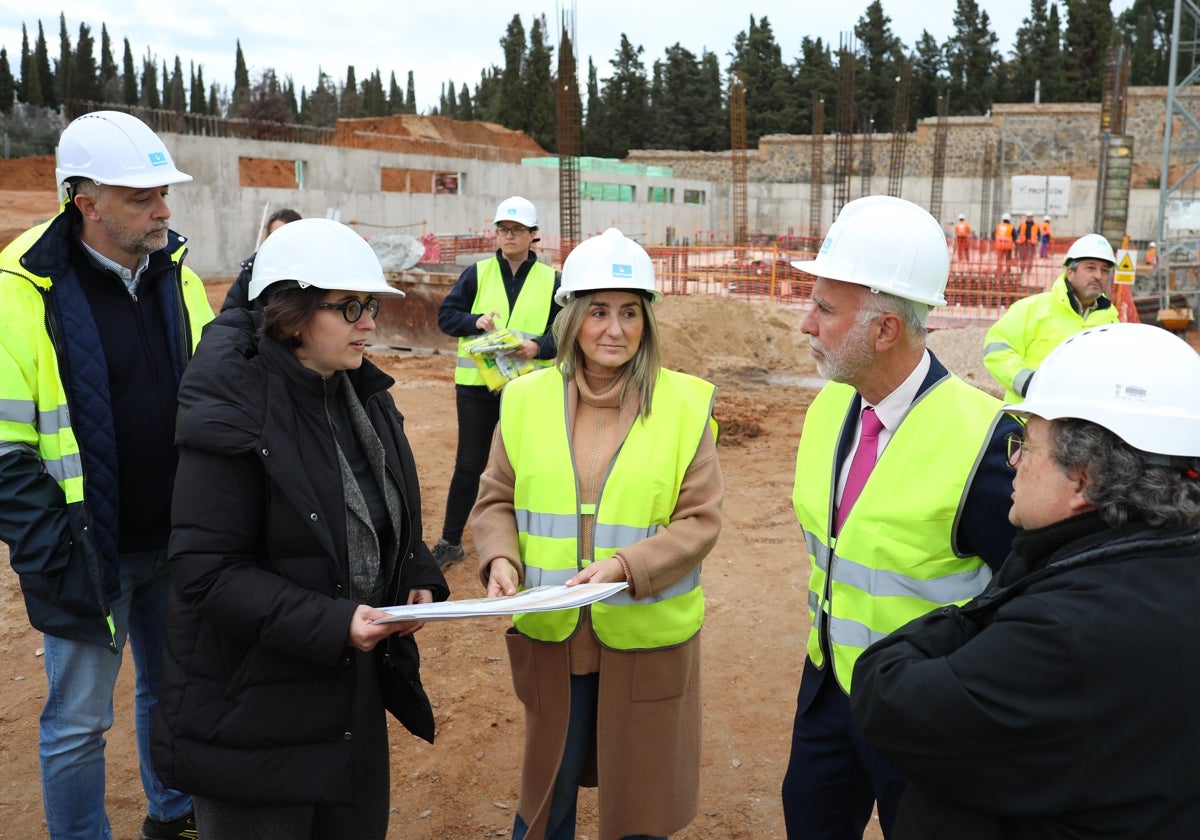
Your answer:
[470,227,724,840]
[853,323,1200,838]
[153,219,449,839]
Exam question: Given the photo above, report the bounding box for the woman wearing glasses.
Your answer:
[153,219,448,839]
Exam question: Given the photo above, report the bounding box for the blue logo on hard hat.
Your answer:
[612,263,633,278]
[505,208,517,216]
[148,152,167,167]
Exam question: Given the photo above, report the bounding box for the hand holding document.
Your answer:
[372,582,629,624]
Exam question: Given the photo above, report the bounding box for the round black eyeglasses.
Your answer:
[316,297,381,323]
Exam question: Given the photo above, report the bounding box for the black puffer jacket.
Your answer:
[152,308,448,805]
[851,511,1200,839]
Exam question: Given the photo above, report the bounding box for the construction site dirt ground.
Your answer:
[0,184,1016,839]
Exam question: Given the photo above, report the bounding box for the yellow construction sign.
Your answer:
[1114,249,1137,285]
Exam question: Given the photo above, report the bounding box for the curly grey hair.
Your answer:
[1049,419,1200,529]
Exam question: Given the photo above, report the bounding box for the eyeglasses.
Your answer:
[316,296,381,323]
[1004,432,1051,468]
[496,225,530,236]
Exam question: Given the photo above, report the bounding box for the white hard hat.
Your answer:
[55,110,192,189]
[1005,323,1200,459]
[555,227,660,306]
[1043,215,1051,221]
[1063,233,1115,267]
[957,213,965,220]
[249,218,405,301]
[1149,241,1156,247]
[1001,212,1011,222]
[791,195,949,307]
[493,196,537,228]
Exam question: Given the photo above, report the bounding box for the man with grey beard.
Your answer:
[0,110,211,840]
[780,196,1019,840]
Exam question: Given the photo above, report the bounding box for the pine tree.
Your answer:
[646,44,712,151]
[361,69,386,117]
[304,69,338,126]
[55,13,71,106]
[284,77,298,121]
[1118,0,1170,85]
[34,22,56,108]
[910,30,945,123]
[945,0,1000,114]
[600,34,650,157]
[729,16,797,142]
[854,0,904,133]
[0,48,15,113]
[387,71,402,114]
[190,62,206,114]
[341,65,361,117]
[1062,0,1114,102]
[122,38,138,105]
[1043,3,1066,101]
[438,79,456,117]
[458,83,474,121]
[793,36,837,135]
[405,70,417,114]
[524,14,556,150]
[140,50,160,108]
[582,58,605,155]
[99,25,120,102]
[472,65,501,122]
[18,25,38,105]
[233,40,250,110]
[71,22,99,103]
[497,15,528,130]
[167,56,186,112]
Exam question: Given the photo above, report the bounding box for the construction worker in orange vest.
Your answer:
[955,214,972,262]
[995,213,1015,267]
[1015,211,1038,276]
[1147,241,1158,267]
[1039,215,1052,258]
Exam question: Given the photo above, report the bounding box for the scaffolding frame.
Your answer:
[556,6,581,262]
[810,98,825,238]
[1156,0,1200,309]
[929,93,949,220]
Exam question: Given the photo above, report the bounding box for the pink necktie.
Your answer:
[836,407,884,532]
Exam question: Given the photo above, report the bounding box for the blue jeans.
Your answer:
[512,673,666,840]
[39,549,192,839]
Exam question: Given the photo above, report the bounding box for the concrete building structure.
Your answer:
[157,87,1176,278]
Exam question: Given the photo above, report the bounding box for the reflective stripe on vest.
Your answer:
[0,238,210,505]
[454,258,555,386]
[792,376,1000,694]
[502,367,714,649]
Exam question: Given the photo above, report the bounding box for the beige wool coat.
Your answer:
[471,366,723,840]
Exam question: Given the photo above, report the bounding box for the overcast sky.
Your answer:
[0,0,1136,113]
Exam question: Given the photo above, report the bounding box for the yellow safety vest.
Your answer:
[502,367,715,649]
[0,218,210,505]
[792,376,1000,694]
[982,276,1120,403]
[454,258,555,386]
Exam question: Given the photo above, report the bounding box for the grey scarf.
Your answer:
[334,372,403,603]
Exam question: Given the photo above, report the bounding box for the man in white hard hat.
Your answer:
[432,196,561,568]
[781,196,1019,840]
[0,111,211,840]
[852,322,1200,838]
[983,232,1119,403]
[954,213,972,262]
[994,212,1015,267]
[1016,210,1038,276]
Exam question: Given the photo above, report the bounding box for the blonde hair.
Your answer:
[552,291,662,419]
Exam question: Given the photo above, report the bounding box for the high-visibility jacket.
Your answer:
[502,367,715,650]
[793,377,999,694]
[0,209,211,647]
[1039,220,1052,240]
[1015,219,1037,244]
[994,222,1014,250]
[983,275,1119,403]
[955,220,971,238]
[454,257,555,386]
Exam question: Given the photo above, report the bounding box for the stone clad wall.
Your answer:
[628,87,1173,188]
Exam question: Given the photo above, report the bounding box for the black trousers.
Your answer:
[441,385,501,545]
